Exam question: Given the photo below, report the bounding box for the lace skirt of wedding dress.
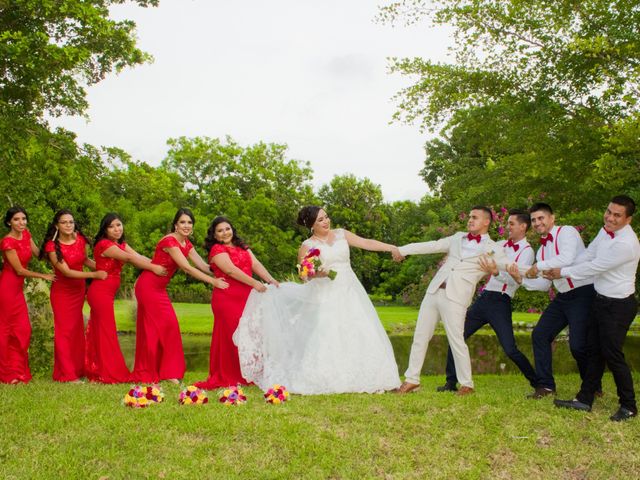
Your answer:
[233,272,401,394]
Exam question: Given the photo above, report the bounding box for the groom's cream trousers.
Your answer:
[404,288,473,388]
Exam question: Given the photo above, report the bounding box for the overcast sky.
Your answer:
[50,0,453,202]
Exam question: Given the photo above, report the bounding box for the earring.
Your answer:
[52,227,59,242]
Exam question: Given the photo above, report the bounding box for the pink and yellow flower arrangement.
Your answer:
[264,384,290,404]
[179,385,209,405]
[297,248,337,280]
[218,385,247,406]
[123,385,164,408]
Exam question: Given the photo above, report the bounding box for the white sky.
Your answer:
[50,0,454,202]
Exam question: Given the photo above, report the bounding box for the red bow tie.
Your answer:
[540,233,553,247]
[467,233,482,243]
[505,239,520,251]
[604,228,615,239]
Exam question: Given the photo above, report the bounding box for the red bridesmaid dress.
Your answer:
[85,239,130,383]
[196,243,252,389]
[45,235,88,381]
[131,236,191,383]
[0,230,33,384]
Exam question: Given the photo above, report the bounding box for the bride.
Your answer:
[233,206,401,394]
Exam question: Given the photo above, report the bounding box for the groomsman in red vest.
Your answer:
[548,196,639,421]
[437,209,537,392]
[509,203,596,398]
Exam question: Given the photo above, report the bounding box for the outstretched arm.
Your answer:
[47,252,106,280]
[5,249,55,281]
[249,251,279,287]
[343,230,395,253]
[102,244,167,276]
[165,247,228,289]
[188,248,213,274]
[211,251,266,292]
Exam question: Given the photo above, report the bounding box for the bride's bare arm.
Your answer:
[343,230,395,253]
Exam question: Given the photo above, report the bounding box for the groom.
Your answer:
[392,206,510,395]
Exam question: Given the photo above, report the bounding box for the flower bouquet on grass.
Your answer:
[264,384,290,404]
[179,385,209,405]
[218,385,247,406]
[123,385,164,408]
[297,247,337,281]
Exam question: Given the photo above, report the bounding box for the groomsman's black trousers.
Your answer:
[576,293,638,413]
[532,284,595,391]
[445,291,537,387]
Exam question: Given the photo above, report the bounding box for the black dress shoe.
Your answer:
[610,407,637,422]
[527,387,556,399]
[436,382,458,392]
[553,398,592,412]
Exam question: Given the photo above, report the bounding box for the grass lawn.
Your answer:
[2,374,639,479]
[104,300,546,335]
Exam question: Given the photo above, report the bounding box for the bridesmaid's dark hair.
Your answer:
[39,209,89,262]
[170,208,195,232]
[297,205,322,230]
[204,216,249,252]
[3,206,28,228]
[94,213,126,246]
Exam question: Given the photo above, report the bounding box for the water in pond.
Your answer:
[115,332,640,376]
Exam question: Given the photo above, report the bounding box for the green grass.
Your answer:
[2,374,639,479]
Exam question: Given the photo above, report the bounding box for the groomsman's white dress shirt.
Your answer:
[523,225,594,293]
[561,225,640,298]
[485,238,534,298]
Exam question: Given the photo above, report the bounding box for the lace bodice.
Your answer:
[303,229,351,271]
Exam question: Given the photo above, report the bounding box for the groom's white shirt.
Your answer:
[399,232,509,308]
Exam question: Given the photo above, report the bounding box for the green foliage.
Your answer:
[24,281,53,377]
[0,0,158,118]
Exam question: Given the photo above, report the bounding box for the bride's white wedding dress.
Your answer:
[233,229,401,394]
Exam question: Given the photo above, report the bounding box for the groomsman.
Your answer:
[513,203,596,399]
[548,196,639,421]
[437,209,537,392]
[392,206,509,396]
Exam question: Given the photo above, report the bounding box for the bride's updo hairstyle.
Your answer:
[297,206,322,230]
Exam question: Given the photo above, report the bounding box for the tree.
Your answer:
[0,0,158,118]
[379,0,640,225]
[162,136,317,276]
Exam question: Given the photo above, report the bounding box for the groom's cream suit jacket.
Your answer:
[399,232,510,309]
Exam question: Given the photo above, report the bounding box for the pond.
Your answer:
[115,332,640,376]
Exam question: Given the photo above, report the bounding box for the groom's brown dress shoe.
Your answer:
[456,386,474,396]
[395,381,420,394]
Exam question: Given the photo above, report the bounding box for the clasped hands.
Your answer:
[523,263,563,280]
[390,246,405,262]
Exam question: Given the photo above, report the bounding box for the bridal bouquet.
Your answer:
[297,248,337,281]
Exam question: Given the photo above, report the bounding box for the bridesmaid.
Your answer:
[132,208,229,384]
[85,213,168,383]
[0,207,54,384]
[40,209,107,383]
[195,216,278,389]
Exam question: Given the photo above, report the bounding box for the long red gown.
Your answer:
[0,230,33,384]
[131,236,190,383]
[85,239,130,383]
[45,236,88,382]
[195,243,252,389]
